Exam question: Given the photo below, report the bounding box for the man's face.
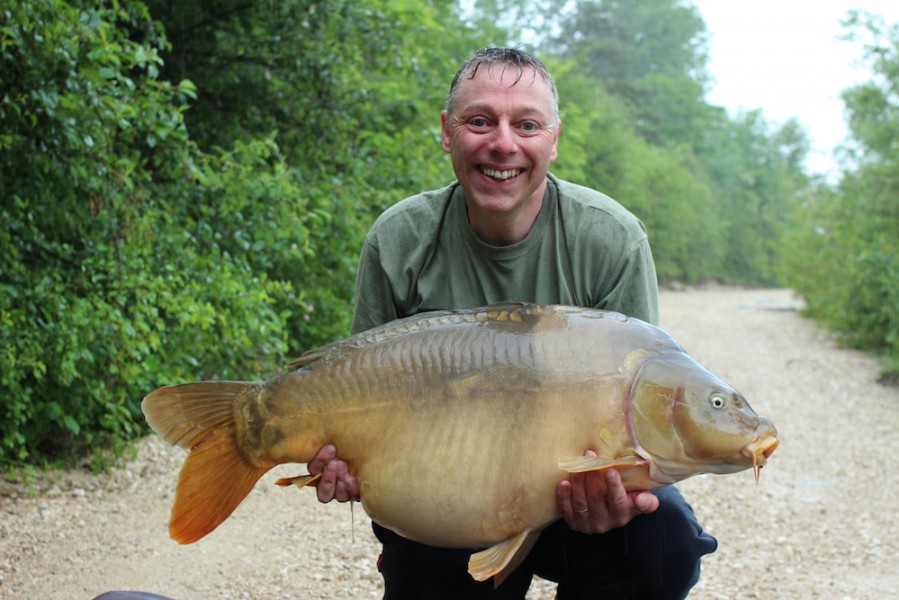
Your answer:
[441,64,561,237]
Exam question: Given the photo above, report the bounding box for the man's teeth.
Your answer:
[481,167,520,180]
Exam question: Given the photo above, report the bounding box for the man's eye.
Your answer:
[470,118,489,128]
[521,121,538,132]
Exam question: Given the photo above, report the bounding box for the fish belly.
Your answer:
[346,388,628,549]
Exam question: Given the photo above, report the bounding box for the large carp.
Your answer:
[143,303,778,585]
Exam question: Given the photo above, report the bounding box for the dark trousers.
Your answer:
[373,486,717,600]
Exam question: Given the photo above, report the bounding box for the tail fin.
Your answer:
[142,382,271,544]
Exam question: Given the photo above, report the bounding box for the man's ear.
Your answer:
[440,110,452,152]
[550,119,562,162]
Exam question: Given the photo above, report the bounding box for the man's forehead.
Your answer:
[456,63,553,106]
[463,61,543,88]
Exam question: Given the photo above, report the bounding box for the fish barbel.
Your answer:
[142,303,778,586]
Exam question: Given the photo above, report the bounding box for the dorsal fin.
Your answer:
[285,302,542,370]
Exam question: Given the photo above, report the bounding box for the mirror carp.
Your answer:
[143,303,778,586]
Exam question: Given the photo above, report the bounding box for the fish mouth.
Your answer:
[742,436,779,483]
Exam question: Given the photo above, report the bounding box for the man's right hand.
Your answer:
[307,444,360,503]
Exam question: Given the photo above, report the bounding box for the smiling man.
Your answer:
[309,48,717,599]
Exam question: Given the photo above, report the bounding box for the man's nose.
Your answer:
[489,121,517,155]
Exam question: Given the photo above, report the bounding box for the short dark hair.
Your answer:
[445,47,560,124]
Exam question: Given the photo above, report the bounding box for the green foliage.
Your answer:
[2,0,199,464]
[143,0,467,340]
[145,0,458,202]
[2,0,326,465]
[783,12,899,376]
[784,170,898,375]
[548,0,710,147]
[0,0,467,467]
[698,111,811,285]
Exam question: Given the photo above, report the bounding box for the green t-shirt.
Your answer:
[351,173,659,334]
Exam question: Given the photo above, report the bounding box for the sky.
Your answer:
[691,0,899,177]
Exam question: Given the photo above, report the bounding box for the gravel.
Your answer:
[2,287,897,599]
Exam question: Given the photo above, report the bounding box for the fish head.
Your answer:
[628,351,778,484]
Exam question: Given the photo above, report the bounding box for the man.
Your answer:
[309,47,717,599]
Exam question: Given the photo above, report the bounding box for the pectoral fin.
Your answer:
[468,529,541,587]
[558,455,647,473]
[274,473,322,488]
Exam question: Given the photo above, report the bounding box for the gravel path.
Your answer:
[2,287,897,599]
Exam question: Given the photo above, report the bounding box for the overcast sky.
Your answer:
[691,0,899,177]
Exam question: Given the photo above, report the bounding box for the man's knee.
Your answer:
[630,486,718,598]
[532,486,716,599]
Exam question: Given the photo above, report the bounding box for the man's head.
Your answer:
[441,47,562,245]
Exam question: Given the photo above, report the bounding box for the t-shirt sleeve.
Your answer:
[350,236,399,335]
[348,186,454,334]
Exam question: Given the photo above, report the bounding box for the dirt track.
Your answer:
[2,287,897,599]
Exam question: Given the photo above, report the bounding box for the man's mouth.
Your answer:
[480,167,521,181]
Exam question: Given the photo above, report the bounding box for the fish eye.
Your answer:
[709,394,726,409]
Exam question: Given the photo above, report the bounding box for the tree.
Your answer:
[698,110,811,284]
[2,0,311,465]
[548,0,711,147]
[784,11,899,377]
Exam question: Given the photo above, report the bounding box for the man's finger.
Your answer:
[558,478,590,524]
[316,460,338,502]
[604,470,629,511]
[583,470,609,507]
[632,491,659,514]
[332,461,352,502]
[308,444,337,475]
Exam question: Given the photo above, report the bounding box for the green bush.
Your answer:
[785,174,899,377]
[783,13,899,379]
[2,0,191,464]
[0,1,332,466]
